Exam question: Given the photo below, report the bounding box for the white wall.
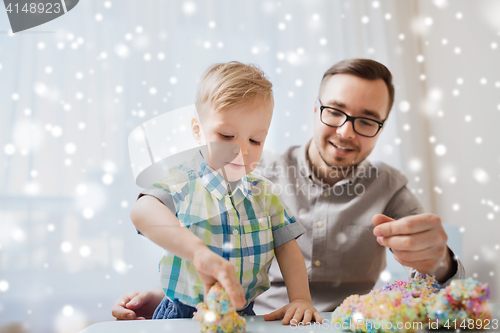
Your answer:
[414,0,500,300]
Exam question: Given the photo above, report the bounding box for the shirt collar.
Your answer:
[298,139,372,187]
[194,150,252,203]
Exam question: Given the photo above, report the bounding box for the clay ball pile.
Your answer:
[193,283,246,333]
[332,274,491,333]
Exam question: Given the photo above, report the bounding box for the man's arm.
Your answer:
[377,186,465,285]
[263,239,322,325]
[373,213,464,284]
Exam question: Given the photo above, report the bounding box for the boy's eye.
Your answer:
[250,139,261,145]
[219,134,234,140]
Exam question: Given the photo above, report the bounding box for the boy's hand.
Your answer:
[264,299,322,325]
[192,247,246,310]
[111,288,165,320]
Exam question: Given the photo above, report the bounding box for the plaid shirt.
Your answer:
[152,151,305,308]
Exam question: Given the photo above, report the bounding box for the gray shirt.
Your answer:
[252,140,465,314]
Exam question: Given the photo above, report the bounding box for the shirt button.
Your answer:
[316,221,324,228]
[233,229,238,235]
[323,191,328,197]
[260,220,267,227]
[235,266,239,272]
[315,260,321,267]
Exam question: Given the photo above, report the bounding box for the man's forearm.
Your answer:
[275,240,312,303]
[433,246,457,283]
[131,196,207,261]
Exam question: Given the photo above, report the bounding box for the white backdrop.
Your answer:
[1,1,499,332]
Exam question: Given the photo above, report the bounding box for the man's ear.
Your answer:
[314,99,319,114]
[191,116,205,145]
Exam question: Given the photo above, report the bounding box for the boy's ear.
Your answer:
[191,116,204,145]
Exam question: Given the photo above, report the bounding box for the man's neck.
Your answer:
[306,140,357,187]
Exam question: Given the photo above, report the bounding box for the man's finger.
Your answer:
[393,254,437,273]
[264,307,286,321]
[112,307,135,320]
[112,296,134,320]
[125,294,146,309]
[374,214,436,237]
[377,230,440,251]
[372,214,394,227]
[393,245,444,262]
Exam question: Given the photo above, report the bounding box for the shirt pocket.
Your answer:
[340,225,385,282]
[242,217,274,265]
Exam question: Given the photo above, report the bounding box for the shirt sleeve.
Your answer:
[383,186,424,220]
[135,187,176,235]
[138,187,176,212]
[384,186,465,285]
[266,186,306,248]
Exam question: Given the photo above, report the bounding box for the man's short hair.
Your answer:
[195,61,274,115]
[319,58,395,113]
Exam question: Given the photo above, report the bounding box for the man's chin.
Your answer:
[320,148,358,170]
[326,161,357,171]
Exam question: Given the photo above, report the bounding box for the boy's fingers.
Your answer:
[302,310,313,324]
[313,312,323,323]
[291,309,305,326]
[282,307,295,325]
[216,273,245,309]
[263,307,285,321]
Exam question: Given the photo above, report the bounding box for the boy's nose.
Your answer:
[239,145,248,156]
[237,141,249,156]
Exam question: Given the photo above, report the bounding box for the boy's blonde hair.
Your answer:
[195,61,274,115]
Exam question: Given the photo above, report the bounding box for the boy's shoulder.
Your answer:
[246,172,283,198]
[153,154,200,191]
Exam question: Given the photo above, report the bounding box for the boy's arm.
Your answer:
[131,195,246,309]
[263,239,322,325]
[131,195,204,260]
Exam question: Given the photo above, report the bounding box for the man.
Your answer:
[112,59,464,321]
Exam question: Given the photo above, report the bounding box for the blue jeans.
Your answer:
[152,296,255,319]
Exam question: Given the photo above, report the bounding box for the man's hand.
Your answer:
[264,299,322,326]
[111,287,165,320]
[373,214,455,282]
[192,247,246,310]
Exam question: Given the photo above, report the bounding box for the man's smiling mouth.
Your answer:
[330,142,354,151]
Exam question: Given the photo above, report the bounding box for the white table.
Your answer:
[80,305,500,332]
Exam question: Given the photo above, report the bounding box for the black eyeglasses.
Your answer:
[318,99,385,138]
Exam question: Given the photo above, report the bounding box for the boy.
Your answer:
[131,62,322,325]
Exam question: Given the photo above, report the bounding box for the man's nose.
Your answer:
[336,120,356,139]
